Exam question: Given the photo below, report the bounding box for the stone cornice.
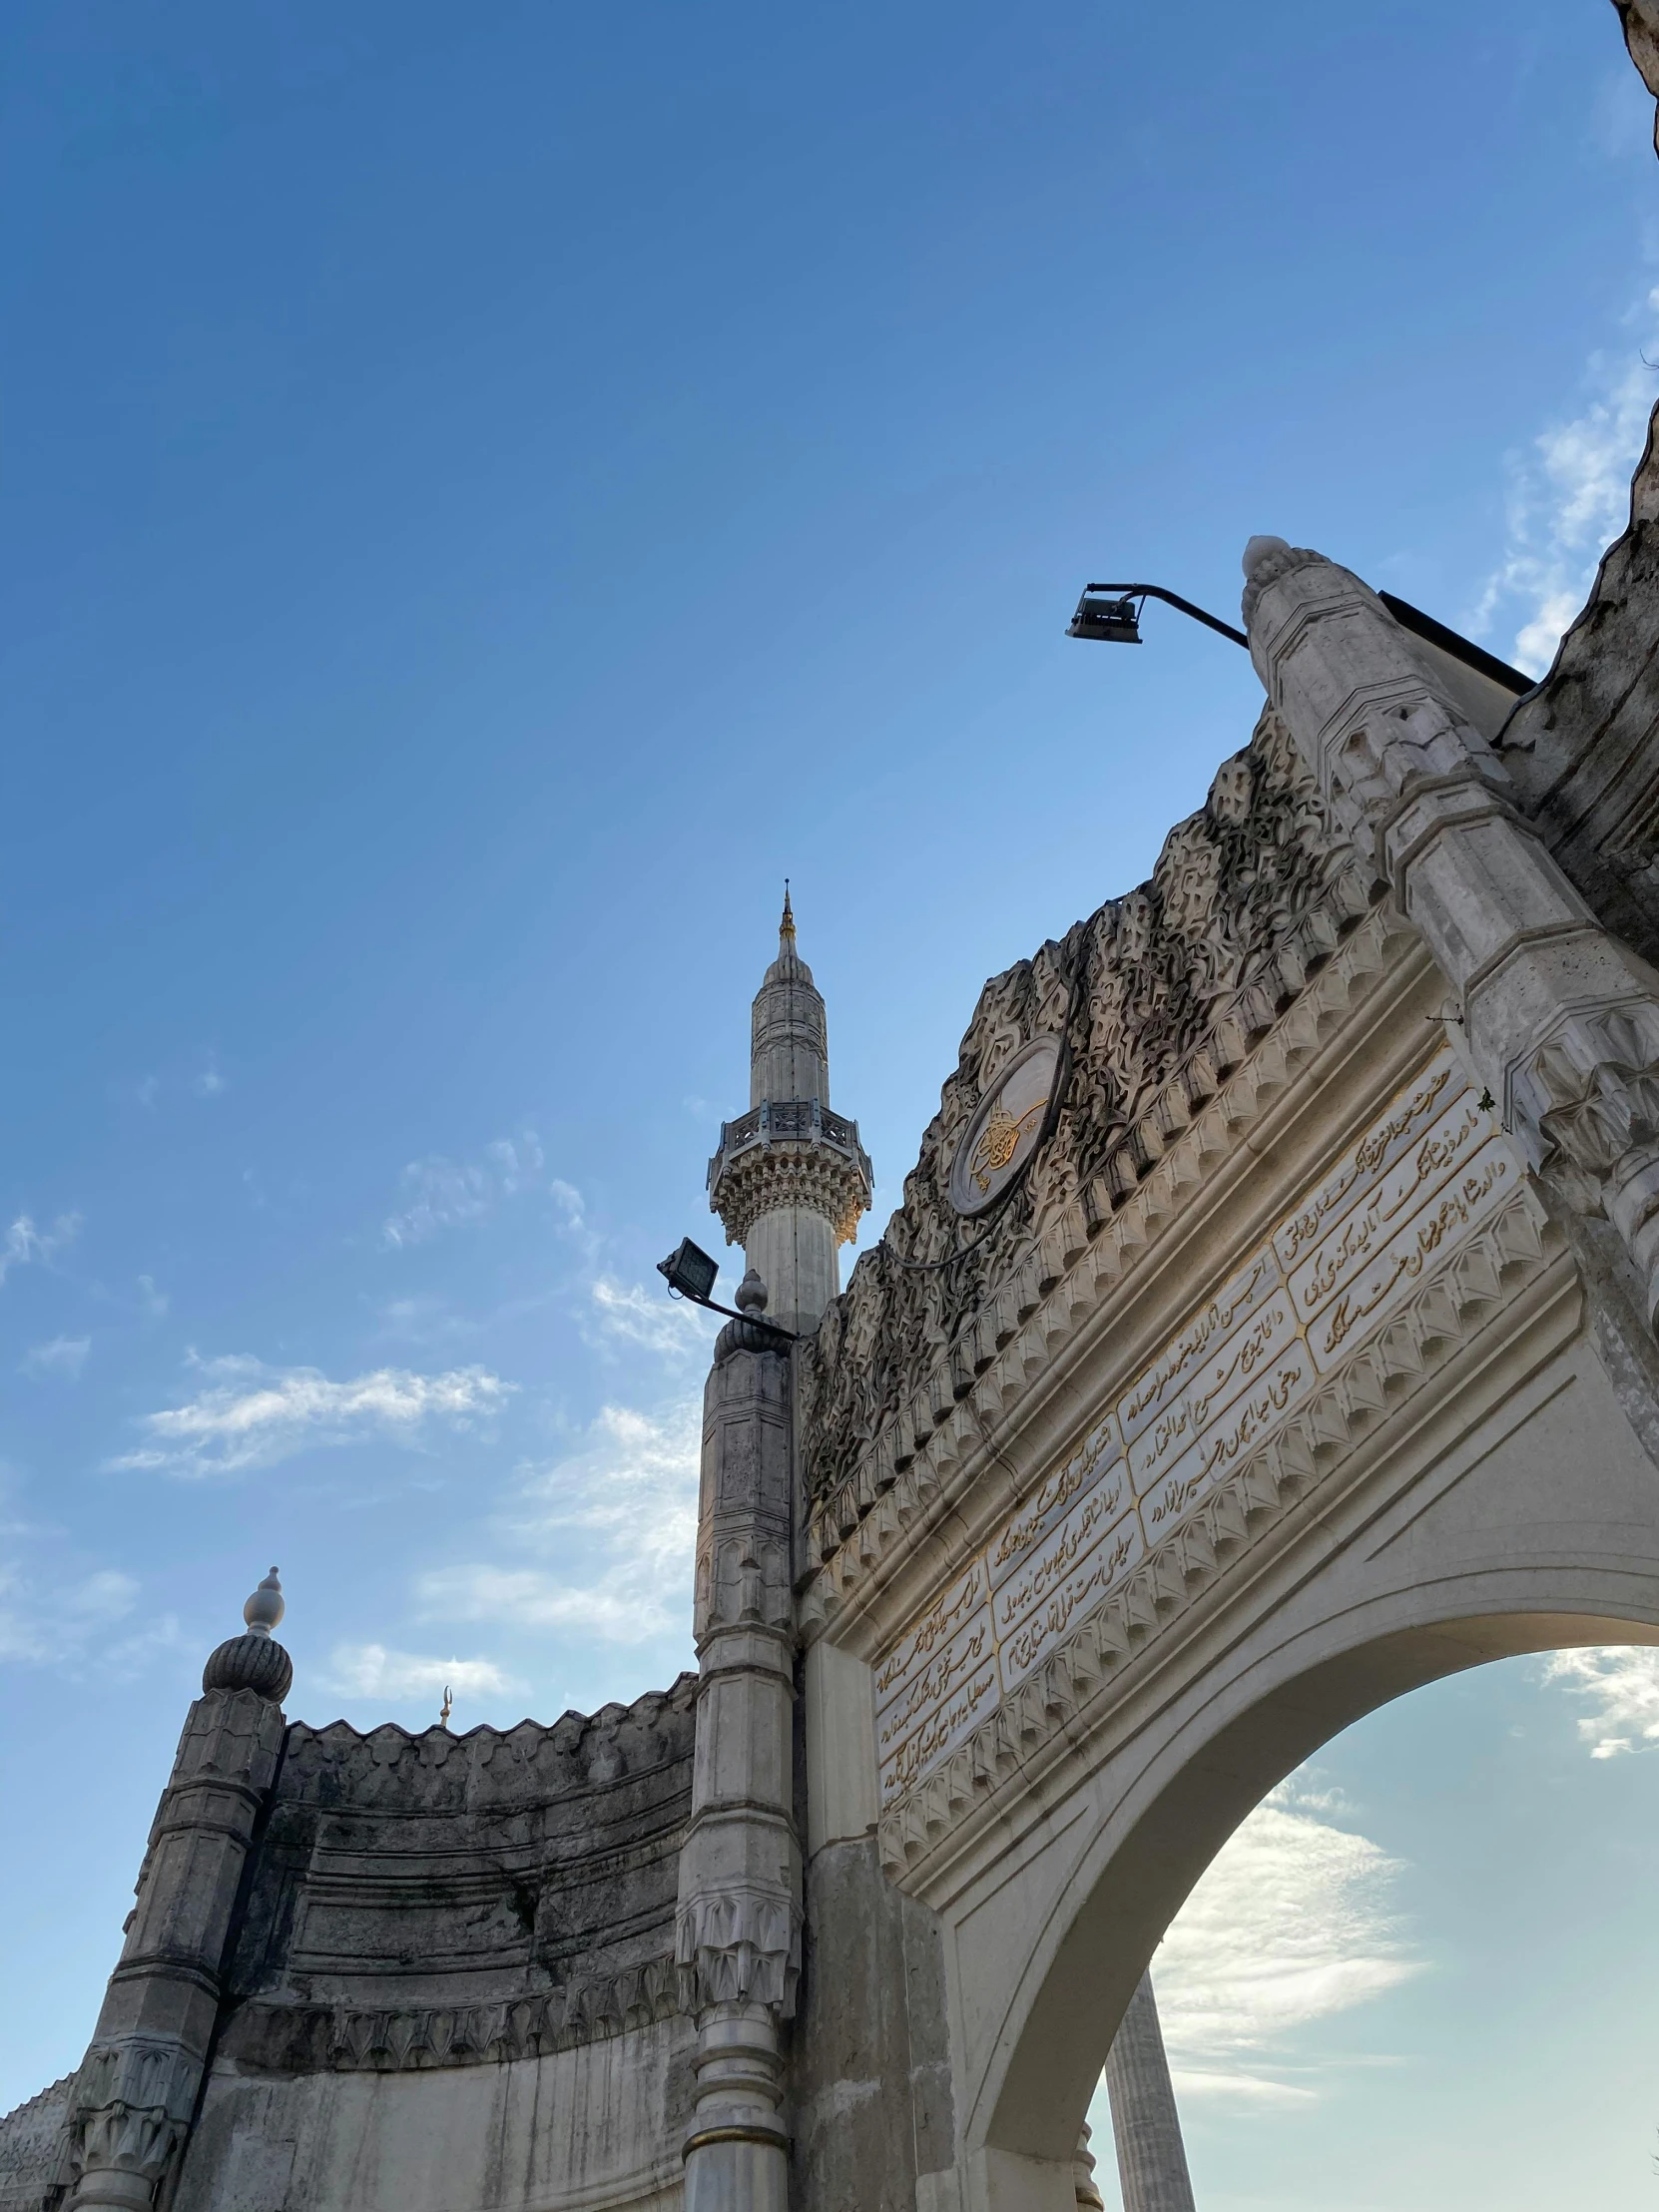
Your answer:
[222,1956,684,2076]
[799,902,1421,1643]
[876,1178,1564,1884]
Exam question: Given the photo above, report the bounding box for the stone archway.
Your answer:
[976,1593,1659,2210]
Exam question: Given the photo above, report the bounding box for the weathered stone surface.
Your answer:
[224,1675,699,2034]
[0,2076,72,2212]
[792,1837,954,2212]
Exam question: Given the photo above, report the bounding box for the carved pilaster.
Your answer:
[677,1324,800,2212]
[1244,535,1659,1326]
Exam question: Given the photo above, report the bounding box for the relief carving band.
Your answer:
[948,1035,1061,1215]
[873,1042,1511,1809]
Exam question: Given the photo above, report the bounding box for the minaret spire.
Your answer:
[707,890,872,1336]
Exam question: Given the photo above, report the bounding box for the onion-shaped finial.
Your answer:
[203,1566,292,1702]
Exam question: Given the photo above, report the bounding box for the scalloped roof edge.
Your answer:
[285,1668,700,1747]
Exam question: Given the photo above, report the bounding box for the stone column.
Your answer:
[1103,1974,1195,2212]
[676,1282,800,2212]
[1244,535,1659,1330]
[61,1573,291,2212]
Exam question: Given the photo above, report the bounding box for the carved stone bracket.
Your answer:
[674,1888,801,2020]
[876,1180,1559,1878]
[63,2101,184,2212]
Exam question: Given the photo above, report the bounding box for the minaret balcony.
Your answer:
[707,1099,873,1249]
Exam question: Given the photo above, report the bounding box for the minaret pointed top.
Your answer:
[764,880,813,988]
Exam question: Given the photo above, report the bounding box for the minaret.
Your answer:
[708,889,871,1335]
[1104,1971,1198,2212]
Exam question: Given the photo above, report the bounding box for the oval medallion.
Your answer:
[948,1035,1062,1217]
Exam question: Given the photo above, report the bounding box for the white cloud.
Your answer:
[106,1354,513,1478]
[1541,1645,1659,1758]
[0,1212,82,1289]
[585,1277,718,1361]
[0,1561,143,1667]
[419,1396,701,1645]
[322,1641,524,1704]
[1148,1782,1421,2105]
[381,1131,580,1249]
[1472,300,1659,674]
[137,1274,169,1318]
[21,1336,89,1379]
[194,1053,225,1098]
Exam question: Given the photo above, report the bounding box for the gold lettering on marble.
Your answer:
[874,1564,983,1697]
[1274,1063,1453,1270]
[1119,1255,1273,1433]
[878,1620,989,1751]
[991,1415,1118,1573]
[873,1047,1523,1807]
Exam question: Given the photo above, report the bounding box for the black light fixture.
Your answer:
[656,1237,799,1342]
[1067,582,1249,650]
[1067,591,1142,645]
[657,1237,720,1305]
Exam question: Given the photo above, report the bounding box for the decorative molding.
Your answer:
[674,1889,801,2018]
[227,1957,684,2076]
[709,1101,872,1248]
[799,894,1415,1638]
[278,1673,700,1805]
[875,1180,1559,1877]
[798,710,1382,1575]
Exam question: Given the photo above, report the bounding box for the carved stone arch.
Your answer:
[970,1579,1659,2209]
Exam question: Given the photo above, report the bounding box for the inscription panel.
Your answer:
[872,1045,1511,1807]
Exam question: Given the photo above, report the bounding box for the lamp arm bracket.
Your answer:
[1082,583,1249,648]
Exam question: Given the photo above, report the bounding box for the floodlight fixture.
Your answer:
[656,1237,798,1342]
[1067,583,1249,650]
[658,1238,721,1305]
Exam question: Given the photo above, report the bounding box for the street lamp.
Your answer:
[1067,583,1249,650]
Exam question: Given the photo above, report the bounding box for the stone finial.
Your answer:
[1241,532,1290,578]
[735,1268,770,1315]
[202,1568,293,1703]
[780,879,795,947]
[244,1566,284,1639]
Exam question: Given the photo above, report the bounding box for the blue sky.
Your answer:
[3,2,1659,2201]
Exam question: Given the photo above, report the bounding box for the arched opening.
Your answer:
[979,1604,1659,2203]
[1084,1641,1659,2206]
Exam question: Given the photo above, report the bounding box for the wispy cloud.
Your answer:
[193,1053,226,1098]
[585,1278,718,1361]
[106,1354,513,1477]
[137,1275,169,1318]
[1151,1782,1421,2105]
[0,1560,152,1668]
[0,1213,83,1290]
[418,1397,700,1645]
[21,1336,89,1380]
[321,1641,524,1705]
[1542,1645,1659,1758]
[381,1131,581,1249]
[1472,297,1659,674]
